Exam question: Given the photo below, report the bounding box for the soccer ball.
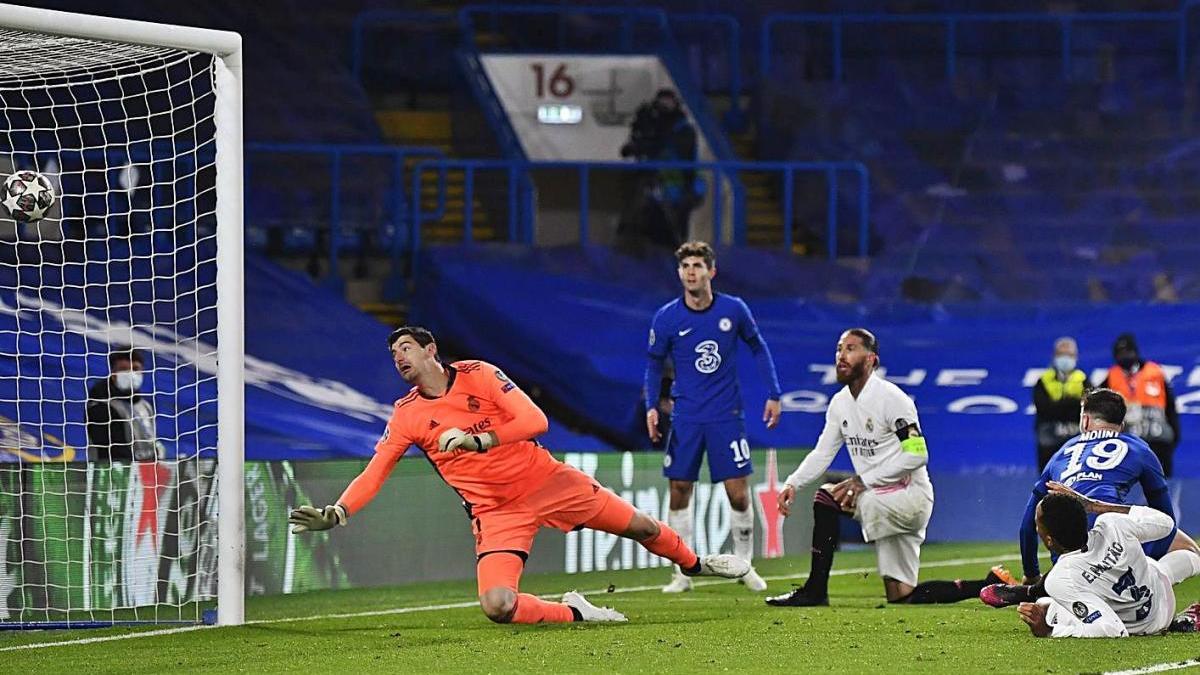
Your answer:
[2,170,56,223]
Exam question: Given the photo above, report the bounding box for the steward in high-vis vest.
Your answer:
[1033,337,1091,470]
[1102,333,1180,476]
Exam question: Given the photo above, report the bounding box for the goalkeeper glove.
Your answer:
[437,427,498,454]
[288,503,347,534]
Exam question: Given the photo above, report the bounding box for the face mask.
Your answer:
[1053,356,1076,372]
[114,370,143,392]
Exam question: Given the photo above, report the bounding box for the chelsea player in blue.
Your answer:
[981,387,1199,607]
[644,241,782,593]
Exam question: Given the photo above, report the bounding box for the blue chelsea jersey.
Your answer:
[1020,428,1173,578]
[1037,429,1169,505]
[644,293,781,423]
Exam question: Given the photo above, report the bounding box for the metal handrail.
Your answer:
[349,10,458,83]
[761,8,1197,83]
[407,157,870,279]
[350,6,745,117]
[245,143,447,291]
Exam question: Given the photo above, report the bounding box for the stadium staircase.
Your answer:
[374,109,496,246]
[726,128,807,252]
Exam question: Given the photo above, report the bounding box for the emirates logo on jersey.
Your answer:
[467,396,480,412]
[465,418,493,435]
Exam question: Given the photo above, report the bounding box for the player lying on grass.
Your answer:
[1014,481,1200,638]
[981,387,1199,608]
[768,328,1011,606]
[289,326,749,624]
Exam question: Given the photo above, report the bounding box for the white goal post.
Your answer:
[0,4,244,627]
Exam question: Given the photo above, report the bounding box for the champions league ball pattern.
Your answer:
[2,171,56,223]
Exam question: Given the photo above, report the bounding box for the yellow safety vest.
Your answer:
[1040,368,1086,401]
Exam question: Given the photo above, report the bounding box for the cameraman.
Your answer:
[618,89,699,249]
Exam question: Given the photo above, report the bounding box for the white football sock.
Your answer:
[1159,549,1200,585]
[731,506,754,563]
[668,507,693,575]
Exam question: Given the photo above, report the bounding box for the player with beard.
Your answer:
[767,328,1014,606]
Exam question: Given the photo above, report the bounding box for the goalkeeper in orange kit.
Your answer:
[289,326,749,624]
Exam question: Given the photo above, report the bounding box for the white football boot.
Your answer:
[661,569,693,593]
[692,553,751,579]
[561,590,628,622]
[737,566,768,592]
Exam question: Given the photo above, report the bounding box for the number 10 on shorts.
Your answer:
[729,439,751,464]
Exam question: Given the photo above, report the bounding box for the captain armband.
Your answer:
[895,419,928,456]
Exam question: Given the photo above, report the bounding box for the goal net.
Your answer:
[0,7,243,628]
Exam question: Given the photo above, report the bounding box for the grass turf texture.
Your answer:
[6,542,1200,673]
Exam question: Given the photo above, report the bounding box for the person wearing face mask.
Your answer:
[1101,333,1180,477]
[1033,337,1091,470]
[86,346,163,462]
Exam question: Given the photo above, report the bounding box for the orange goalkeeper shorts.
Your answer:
[471,463,627,557]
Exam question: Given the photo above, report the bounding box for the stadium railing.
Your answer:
[761,3,1200,84]
[453,5,746,139]
[406,157,870,279]
[349,6,746,125]
[245,142,446,293]
[348,10,457,89]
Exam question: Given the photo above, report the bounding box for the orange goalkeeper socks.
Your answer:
[511,593,576,624]
[640,521,701,573]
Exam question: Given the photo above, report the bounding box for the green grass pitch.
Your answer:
[5,542,1200,673]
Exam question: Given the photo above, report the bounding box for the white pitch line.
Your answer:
[1103,659,1200,675]
[0,624,211,651]
[1,552,1018,651]
[242,600,482,625]
[252,552,1021,625]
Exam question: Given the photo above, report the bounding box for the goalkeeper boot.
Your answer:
[979,583,1033,608]
[662,569,693,593]
[987,565,1018,585]
[738,566,768,592]
[687,553,751,580]
[562,591,627,622]
[765,585,828,607]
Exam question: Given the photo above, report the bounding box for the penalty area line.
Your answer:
[2,552,1018,650]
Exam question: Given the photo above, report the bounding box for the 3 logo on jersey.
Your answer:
[694,340,722,374]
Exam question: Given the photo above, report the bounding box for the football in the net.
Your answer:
[2,170,56,223]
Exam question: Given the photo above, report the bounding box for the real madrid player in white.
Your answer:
[768,328,980,606]
[1017,481,1200,637]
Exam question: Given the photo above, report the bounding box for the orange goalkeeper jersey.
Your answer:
[338,360,561,516]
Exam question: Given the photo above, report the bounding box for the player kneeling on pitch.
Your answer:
[289,326,749,625]
[768,328,1013,607]
[1016,481,1200,638]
